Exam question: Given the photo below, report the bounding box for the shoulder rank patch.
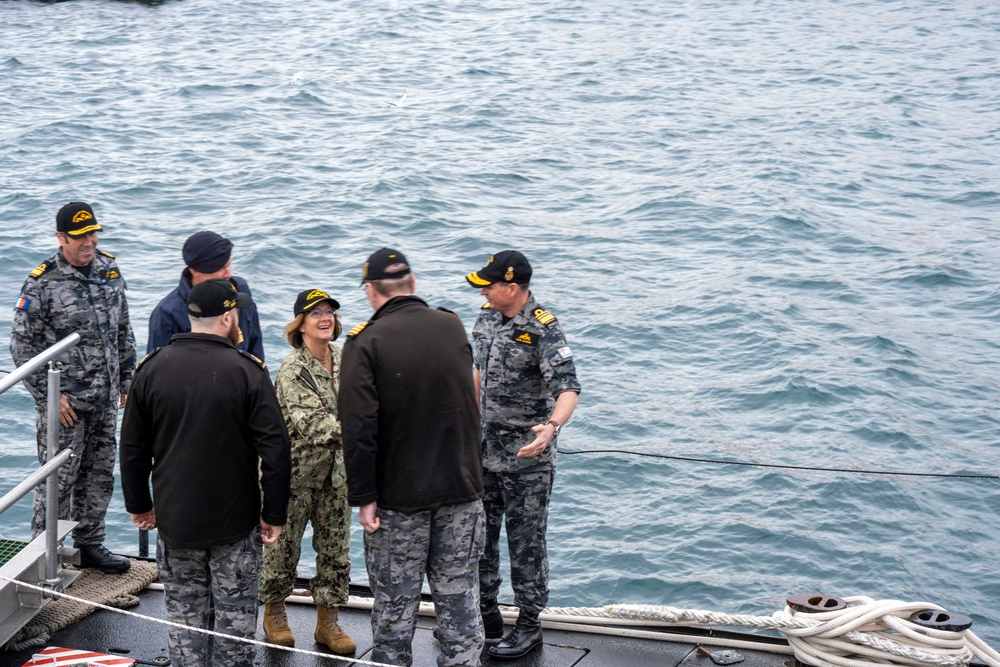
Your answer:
[482,301,492,309]
[97,249,115,259]
[28,262,51,279]
[533,308,556,326]
[136,347,164,371]
[513,330,537,346]
[239,349,267,370]
[346,321,369,339]
[15,296,31,310]
[103,268,121,281]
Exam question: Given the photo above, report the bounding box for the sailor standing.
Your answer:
[340,248,486,667]
[465,250,581,660]
[119,278,290,667]
[10,201,136,574]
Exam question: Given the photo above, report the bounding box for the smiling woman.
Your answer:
[261,288,356,655]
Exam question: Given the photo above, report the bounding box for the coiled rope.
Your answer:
[545,597,1000,667]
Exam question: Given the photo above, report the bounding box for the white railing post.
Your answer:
[45,360,61,585]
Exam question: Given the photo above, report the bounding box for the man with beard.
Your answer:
[120,277,291,667]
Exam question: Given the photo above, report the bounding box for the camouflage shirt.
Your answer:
[274,344,343,490]
[472,292,581,473]
[10,249,136,411]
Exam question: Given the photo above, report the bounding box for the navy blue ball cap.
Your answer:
[466,250,531,287]
[187,278,252,317]
[361,247,411,285]
[56,202,102,237]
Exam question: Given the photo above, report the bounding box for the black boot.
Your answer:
[76,543,131,574]
[481,598,505,644]
[487,613,542,660]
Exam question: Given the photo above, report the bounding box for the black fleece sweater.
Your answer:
[339,296,483,512]
[120,333,291,548]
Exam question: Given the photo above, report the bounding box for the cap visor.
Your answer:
[68,223,102,236]
[303,297,341,312]
[465,272,492,287]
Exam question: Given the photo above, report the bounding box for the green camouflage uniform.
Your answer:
[472,293,581,615]
[10,249,135,544]
[260,344,351,607]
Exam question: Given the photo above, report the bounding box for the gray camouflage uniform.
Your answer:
[472,293,580,615]
[260,344,351,607]
[158,531,262,667]
[10,249,135,544]
[366,500,485,666]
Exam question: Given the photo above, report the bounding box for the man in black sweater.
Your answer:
[120,278,291,667]
[340,248,484,667]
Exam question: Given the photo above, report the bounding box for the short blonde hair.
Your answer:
[284,310,342,349]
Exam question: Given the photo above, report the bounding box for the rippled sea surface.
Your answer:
[2,0,998,647]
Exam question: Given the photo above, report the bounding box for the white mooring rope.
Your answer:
[545,596,1000,667]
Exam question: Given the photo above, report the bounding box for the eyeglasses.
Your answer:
[308,308,337,319]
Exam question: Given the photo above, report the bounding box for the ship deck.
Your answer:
[4,582,792,667]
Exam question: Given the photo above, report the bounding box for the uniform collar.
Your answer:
[371,294,428,321]
[495,291,539,329]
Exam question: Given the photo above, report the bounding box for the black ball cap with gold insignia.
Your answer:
[466,250,532,287]
[187,278,253,318]
[360,247,411,285]
[56,202,102,237]
[294,288,341,315]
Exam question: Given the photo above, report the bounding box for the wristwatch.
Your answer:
[545,419,561,435]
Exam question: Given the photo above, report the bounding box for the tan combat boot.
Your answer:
[315,605,356,655]
[263,601,295,647]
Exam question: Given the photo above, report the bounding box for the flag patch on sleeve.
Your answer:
[15,297,30,310]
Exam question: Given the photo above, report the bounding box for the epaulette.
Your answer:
[97,249,115,259]
[239,349,267,370]
[533,308,556,326]
[135,347,163,371]
[437,306,460,319]
[28,262,53,279]
[346,321,370,339]
[482,301,492,309]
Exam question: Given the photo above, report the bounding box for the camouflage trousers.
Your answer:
[259,469,351,606]
[479,469,553,615]
[31,400,117,544]
[364,499,485,667]
[157,531,262,667]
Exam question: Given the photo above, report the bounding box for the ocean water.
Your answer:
[2,0,999,648]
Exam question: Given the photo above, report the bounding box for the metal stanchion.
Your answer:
[45,360,61,587]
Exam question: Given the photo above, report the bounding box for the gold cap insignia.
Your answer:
[504,267,514,281]
[71,210,94,223]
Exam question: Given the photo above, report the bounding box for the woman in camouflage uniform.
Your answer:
[259,288,356,655]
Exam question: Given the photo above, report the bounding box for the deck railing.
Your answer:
[0,333,81,584]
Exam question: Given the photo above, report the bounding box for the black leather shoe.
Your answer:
[487,617,542,660]
[481,599,505,643]
[76,543,131,574]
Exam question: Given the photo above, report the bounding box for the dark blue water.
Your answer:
[2,0,998,647]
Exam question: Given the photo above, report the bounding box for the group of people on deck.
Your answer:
[10,201,581,667]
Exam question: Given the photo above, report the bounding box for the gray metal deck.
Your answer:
[2,578,792,667]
